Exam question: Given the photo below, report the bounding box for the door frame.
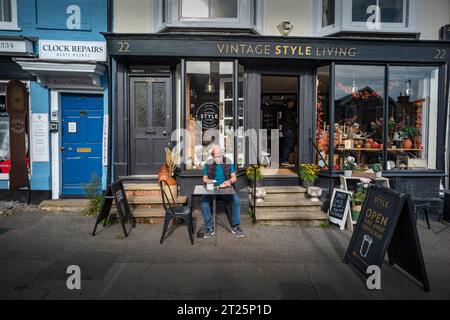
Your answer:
[244,63,316,169]
[51,89,104,199]
[127,74,174,177]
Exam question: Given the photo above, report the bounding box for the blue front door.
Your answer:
[61,94,103,195]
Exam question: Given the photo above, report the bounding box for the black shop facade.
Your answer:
[104,33,450,203]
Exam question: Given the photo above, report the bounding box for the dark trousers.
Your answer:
[282,129,294,162]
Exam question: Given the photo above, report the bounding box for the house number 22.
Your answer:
[435,49,446,59]
[118,42,130,53]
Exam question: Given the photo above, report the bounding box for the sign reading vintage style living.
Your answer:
[107,36,450,63]
[39,40,107,61]
[344,185,430,292]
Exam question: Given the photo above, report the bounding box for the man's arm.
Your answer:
[203,176,211,184]
[222,172,237,187]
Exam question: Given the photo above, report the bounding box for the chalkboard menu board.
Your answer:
[344,185,430,292]
[328,189,352,231]
[92,180,135,238]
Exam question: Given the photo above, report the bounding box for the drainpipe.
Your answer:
[106,0,113,187]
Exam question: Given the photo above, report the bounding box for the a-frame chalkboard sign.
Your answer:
[92,180,136,238]
[344,185,430,292]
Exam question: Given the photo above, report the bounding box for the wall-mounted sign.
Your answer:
[0,39,33,55]
[31,113,49,163]
[39,40,107,61]
[102,115,108,166]
[196,103,220,129]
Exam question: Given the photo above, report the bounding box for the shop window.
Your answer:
[312,0,418,36]
[333,65,385,171]
[322,0,335,29]
[153,0,264,33]
[316,66,331,170]
[0,0,18,30]
[185,61,235,170]
[181,0,238,19]
[387,67,439,171]
[352,0,406,25]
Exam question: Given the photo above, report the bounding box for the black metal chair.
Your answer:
[160,180,194,245]
[392,178,443,230]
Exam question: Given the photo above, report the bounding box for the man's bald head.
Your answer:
[211,145,223,158]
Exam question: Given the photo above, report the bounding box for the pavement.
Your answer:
[0,210,450,300]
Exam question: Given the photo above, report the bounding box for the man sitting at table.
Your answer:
[201,145,245,239]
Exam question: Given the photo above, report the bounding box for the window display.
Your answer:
[316,66,331,170]
[333,65,385,171]
[185,61,235,170]
[387,66,439,170]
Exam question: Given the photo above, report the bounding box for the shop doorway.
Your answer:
[129,77,172,175]
[260,75,299,176]
[61,94,103,195]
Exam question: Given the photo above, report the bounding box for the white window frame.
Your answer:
[311,0,419,36]
[152,0,265,34]
[0,0,19,30]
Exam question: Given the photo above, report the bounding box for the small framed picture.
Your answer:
[344,140,354,150]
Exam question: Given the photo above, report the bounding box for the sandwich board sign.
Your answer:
[328,189,353,231]
[92,180,135,238]
[344,185,430,292]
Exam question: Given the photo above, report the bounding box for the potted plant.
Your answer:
[246,165,266,203]
[343,156,356,177]
[298,164,320,188]
[399,126,420,150]
[371,163,383,178]
[351,181,369,221]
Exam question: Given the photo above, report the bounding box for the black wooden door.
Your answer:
[130,77,172,175]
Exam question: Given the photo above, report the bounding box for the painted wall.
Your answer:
[113,0,152,33]
[419,0,450,40]
[264,0,311,37]
[0,0,109,194]
[111,0,450,40]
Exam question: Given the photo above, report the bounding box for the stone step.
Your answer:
[127,195,187,205]
[249,194,322,207]
[248,186,307,194]
[255,210,328,227]
[39,199,90,213]
[123,183,161,191]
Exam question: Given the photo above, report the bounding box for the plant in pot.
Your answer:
[299,164,320,188]
[246,165,265,203]
[343,157,356,177]
[351,181,369,221]
[399,126,420,150]
[371,163,383,178]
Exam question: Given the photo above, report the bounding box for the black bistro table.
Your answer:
[192,185,235,245]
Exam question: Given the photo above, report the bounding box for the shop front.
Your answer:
[105,33,450,202]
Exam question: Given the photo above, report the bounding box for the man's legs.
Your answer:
[282,130,293,163]
[216,194,241,226]
[200,195,214,230]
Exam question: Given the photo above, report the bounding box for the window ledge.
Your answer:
[0,26,21,31]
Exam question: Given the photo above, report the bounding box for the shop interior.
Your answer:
[260,75,299,176]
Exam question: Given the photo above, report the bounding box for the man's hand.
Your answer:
[221,180,232,188]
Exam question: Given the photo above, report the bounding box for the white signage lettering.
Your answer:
[366,5,381,30]
[66,5,81,30]
[39,40,107,61]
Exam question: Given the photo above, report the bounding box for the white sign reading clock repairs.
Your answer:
[39,40,107,61]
